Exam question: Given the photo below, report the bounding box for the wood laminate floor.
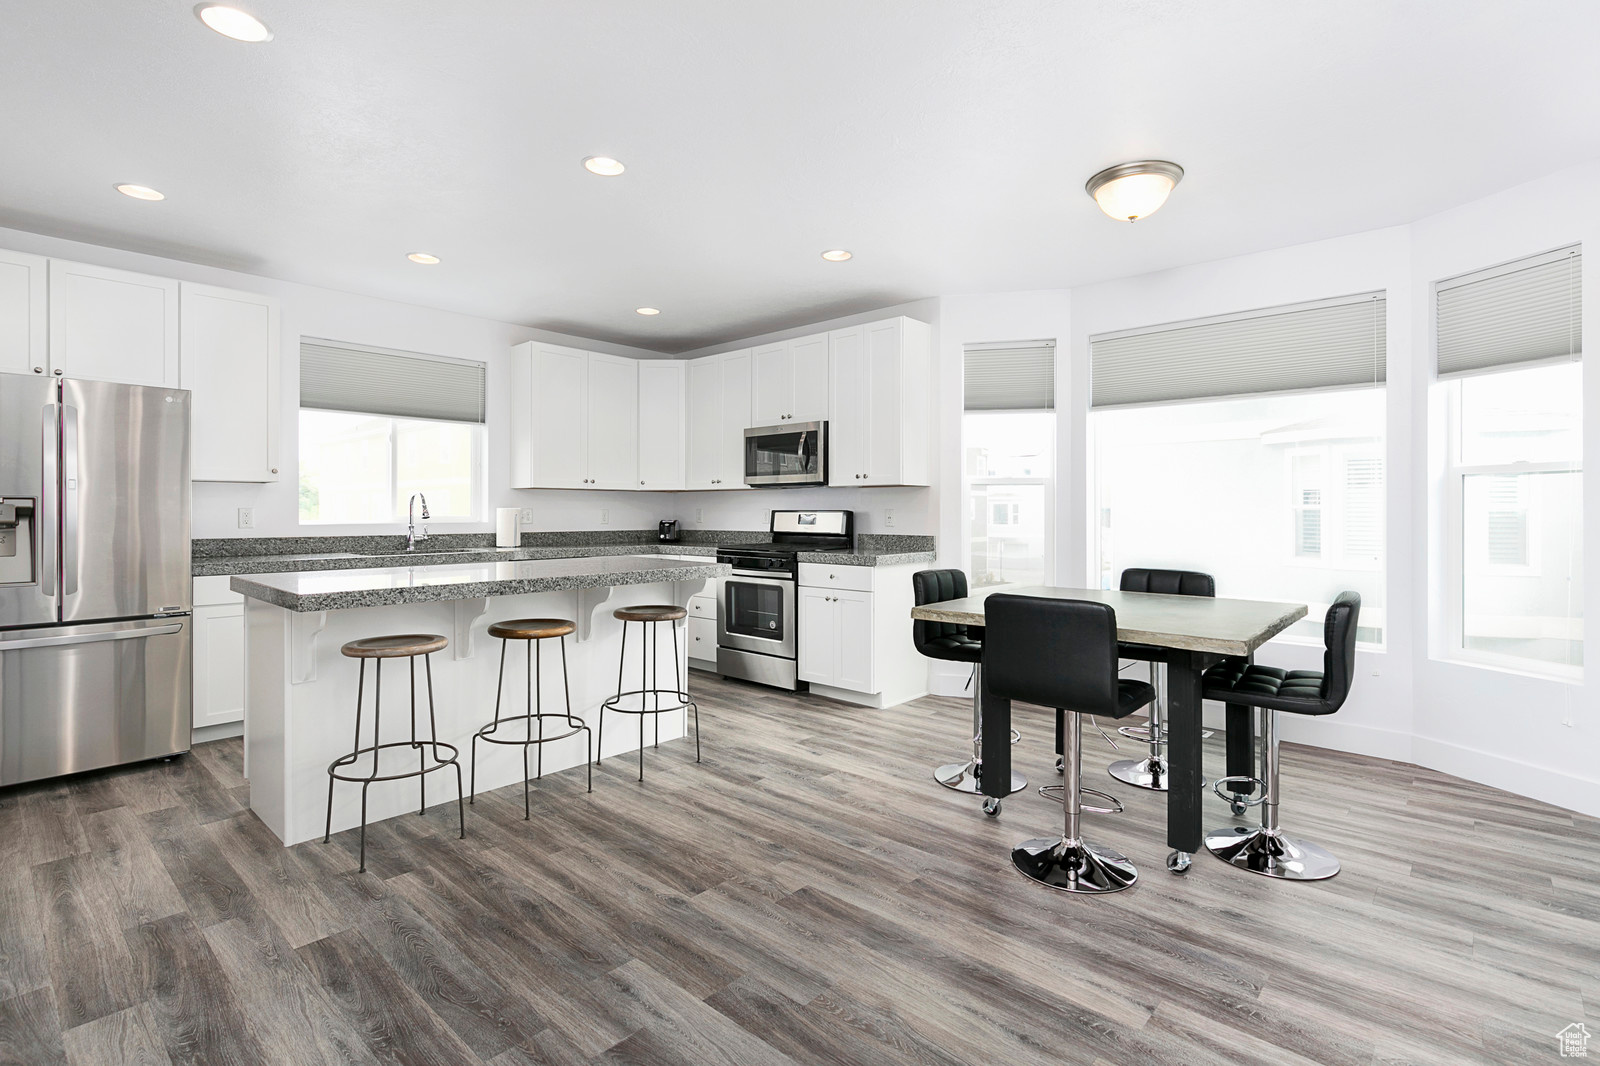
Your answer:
[0,673,1594,1066]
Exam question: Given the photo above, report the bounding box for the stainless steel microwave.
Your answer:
[743,421,827,487]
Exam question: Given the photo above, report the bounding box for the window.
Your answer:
[964,341,1055,590]
[1446,362,1582,672]
[1091,292,1387,645]
[1437,247,1581,677]
[967,413,1053,589]
[298,339,486,525]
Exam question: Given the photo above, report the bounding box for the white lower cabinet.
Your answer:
[799,586,873,691]
[796,563,925,706]
[192,577,245,729]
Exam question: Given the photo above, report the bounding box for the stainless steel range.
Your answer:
[716,509,853,690]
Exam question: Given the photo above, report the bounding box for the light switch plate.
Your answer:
[694,508,703,523]
[600,508,610,526]
[884,508,895,527]
[237,507,254,529]
[520,509,535,524]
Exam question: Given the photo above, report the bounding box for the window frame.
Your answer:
[1441,368,1582,680]
[297,406,488,527]
[963,409,1056,590]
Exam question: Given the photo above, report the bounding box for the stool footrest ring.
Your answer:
[328,740,461,783]
[1038,784,1124,815]
[1211,775,1267,806]
[475,713,589,746]
[601,689,694,716]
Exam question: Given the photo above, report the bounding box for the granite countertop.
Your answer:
[195,539,934,576]
[230,555,731,613]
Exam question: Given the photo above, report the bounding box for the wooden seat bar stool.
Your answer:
[471,618,592,819]
[597,604,700,782]
[325,633,464,873]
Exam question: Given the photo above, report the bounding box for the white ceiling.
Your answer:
[3,1,1598,352]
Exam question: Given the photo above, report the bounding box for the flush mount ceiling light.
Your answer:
[114,183,165,201]
[1085,160,1184,222]
[406,252,441,264]
[583,156,626,177]
[193,4,274,42]
[820,249,853,262]
[634,307,661,316]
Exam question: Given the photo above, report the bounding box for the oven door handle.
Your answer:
[728,569,794,582]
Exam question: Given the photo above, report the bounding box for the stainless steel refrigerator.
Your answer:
[0,373,192,787]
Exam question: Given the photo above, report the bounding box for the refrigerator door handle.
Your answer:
[0,620,184,651]
[39,403,57,598]
[62,403,79,597]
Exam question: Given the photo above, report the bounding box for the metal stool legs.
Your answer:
[933,663,1026,796]
[471,633,592,819]
[1205,708,1340,880]
[324,654,465,873]
[1013,712,1137,893]
[597,617,700,782]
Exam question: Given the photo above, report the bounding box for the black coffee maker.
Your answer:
[658,520,680,543]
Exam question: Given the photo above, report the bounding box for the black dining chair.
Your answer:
[984,593,1154,894]
[1201,591,1361,881]
[1104,567,1216,792]
[912,569,1025,797]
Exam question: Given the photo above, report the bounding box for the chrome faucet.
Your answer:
[406,493,430,551]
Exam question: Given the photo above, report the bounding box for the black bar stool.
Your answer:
[985,594,1153,894]
[324,633,464,872]
[911,569,1024,797]
[1201,592,1360,881]
[597,605,700,781]
[1104,567,1216,792]
[470,617,591,819]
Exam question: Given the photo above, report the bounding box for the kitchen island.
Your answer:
[235,554,729,846]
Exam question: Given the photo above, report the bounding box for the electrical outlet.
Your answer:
[884,508,895,528]
[600,508,610,526]
[694,508,703,523]
[520,509,535,524]
[237,507,254,529]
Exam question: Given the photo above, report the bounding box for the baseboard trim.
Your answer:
[193,721,244,745]
[1411,735,1600,818]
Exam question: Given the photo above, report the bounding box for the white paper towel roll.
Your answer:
[495,507,521,548]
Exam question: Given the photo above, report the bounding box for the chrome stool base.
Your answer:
[1012,836,1138,894]
[1108,755,1170,791]
[1204,825,1340,881]
[933,760,1026,795]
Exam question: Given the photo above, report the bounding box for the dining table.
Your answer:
[910,585,1307,873]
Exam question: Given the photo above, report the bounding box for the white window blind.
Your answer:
[964,341,1055,411]
[1090,292,1385,408]
[1436,246,1582,379]
[300,338,487,424]
[1344,456,1384,560]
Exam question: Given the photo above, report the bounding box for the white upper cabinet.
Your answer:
[750,333,829,426]
[180,283,281,482]
[686,349,751,490]
[827,316,932,486]
[586,353,639,489]
[789,333,830,423]
[48,259,179,387]
[512,342,588,488]
[0,249,46,377]
[637,360,686,490]
[510,343,642,490]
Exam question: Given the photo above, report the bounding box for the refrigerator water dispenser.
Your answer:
[0,498,35,584]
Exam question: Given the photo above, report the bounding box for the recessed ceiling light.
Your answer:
[406,252,441,264]
[114,183,165,201]
[1085,160,1184,222]
[820,249,853,261]
[583,156,626,177]
[193,4,273,42]
[635,307,661,316]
